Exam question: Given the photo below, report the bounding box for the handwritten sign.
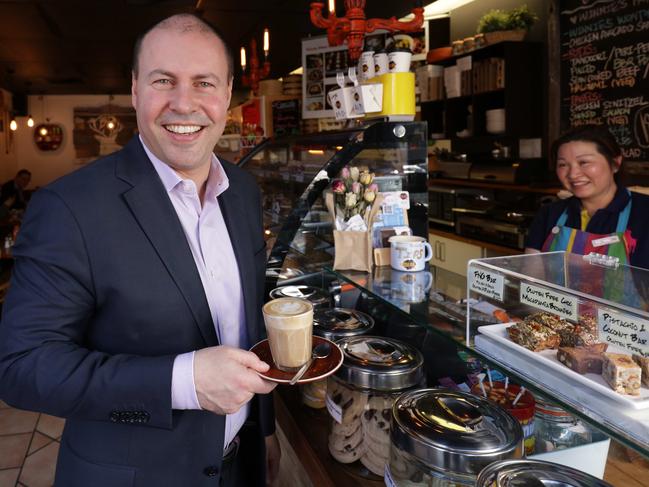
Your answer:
[560,0,649,162]
[519,283,578,321]
[469,266,504,301]
[598,308,649,356]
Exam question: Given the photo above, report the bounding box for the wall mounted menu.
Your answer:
[560,0,649,162]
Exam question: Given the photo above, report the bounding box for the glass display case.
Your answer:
[238,121,649,484]
[238,121,429,295]
[467,252,649,454]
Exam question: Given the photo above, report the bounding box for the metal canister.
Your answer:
[476,459,613,487]
[301,308,374,410]
[313,308,374,341]
[388,389,524,486]
[326,336,424,478]
[269,284,331,309]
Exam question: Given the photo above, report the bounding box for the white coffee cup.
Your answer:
[389,235,433,272]
[359,51,375,80]
[388,49,412,73]
[327,87,363,120]
[391,270,433,303]
[262,297,313,371]
[373,51,388,76]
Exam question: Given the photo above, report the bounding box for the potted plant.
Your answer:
[477,5,538,44]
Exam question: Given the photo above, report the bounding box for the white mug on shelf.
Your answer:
[389,235,433,272]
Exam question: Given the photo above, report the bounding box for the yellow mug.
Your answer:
[374,72,415,119]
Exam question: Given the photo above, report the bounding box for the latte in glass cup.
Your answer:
[262,297,314,372]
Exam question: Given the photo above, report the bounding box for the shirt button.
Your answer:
[203,465,219,477]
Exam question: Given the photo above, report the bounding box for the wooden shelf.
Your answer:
[429,178,561,195]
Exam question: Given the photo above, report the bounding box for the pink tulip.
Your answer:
[341,167,350,179]
[351,182,361,194]
[368,183,379,193]
[332,180,345,193]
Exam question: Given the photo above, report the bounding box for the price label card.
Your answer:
[519,283,577,321]
[598,309,649,356]
[469,266,504,301]
[325,394,342,424]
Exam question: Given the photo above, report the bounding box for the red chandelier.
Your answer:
[241,30,271,95]
[310,0,425,61]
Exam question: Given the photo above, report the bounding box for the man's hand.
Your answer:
[194,346,276,414]
[265,433,281,486]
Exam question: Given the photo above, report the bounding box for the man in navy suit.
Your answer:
[0,13,279,487]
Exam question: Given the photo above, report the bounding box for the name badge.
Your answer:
[592,235,620,247]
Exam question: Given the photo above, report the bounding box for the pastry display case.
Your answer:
[467,252,649,455]
[238,122,649,485]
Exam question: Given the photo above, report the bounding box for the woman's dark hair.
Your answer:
[551,124,623,183]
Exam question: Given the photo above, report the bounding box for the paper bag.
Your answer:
[332,230,373,272]
[325,192,384,272]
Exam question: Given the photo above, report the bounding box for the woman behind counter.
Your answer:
[525,124,649,269]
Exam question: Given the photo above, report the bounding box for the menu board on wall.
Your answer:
[560,0,649,162]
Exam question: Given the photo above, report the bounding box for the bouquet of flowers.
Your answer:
[331,166,378,230]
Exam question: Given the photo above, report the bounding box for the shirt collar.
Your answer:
[567,185,630,214]
[139,135,230,200]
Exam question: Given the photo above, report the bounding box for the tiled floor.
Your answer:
[0,400,62,487]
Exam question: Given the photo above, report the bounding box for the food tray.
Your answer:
[476,323,649,409]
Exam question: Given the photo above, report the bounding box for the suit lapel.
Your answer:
[218,178,257,348]
[117,138,217,346]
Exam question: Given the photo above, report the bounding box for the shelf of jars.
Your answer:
[323,255,649,459]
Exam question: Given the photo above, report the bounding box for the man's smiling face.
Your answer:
[132,23,232,175]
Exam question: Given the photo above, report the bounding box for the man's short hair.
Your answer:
[16,169,31,178]
[132,13,234,81]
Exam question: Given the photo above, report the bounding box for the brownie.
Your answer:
[557,344,608,374]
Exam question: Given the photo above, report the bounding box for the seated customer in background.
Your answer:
[525,124,649,269]
[1,169,31,210]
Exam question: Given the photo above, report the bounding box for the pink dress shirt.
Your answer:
[142,138,249,451]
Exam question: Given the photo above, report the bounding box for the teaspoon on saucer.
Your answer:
[289,342,331,385]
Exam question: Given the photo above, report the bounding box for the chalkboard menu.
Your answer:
[560,0,649,162]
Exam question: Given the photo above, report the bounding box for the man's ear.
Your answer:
[131,73,138,109]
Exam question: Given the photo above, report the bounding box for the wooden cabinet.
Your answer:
[429,232,483,276]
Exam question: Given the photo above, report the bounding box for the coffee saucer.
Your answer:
[249,336,343,385]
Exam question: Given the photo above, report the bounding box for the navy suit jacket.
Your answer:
[0,137,273,486]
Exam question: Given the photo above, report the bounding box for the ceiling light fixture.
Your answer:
[9,118,17,131]
[310,0,425,61]
[422,0,475,18]
[27,115,34,128]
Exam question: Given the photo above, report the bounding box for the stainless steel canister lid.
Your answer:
[269,285,331,308]
[476,459,613,487]
[391,389,523,476]
[313,308,374,341]
[335,336,424,391]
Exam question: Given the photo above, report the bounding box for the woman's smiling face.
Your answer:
[556,140,620,209]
